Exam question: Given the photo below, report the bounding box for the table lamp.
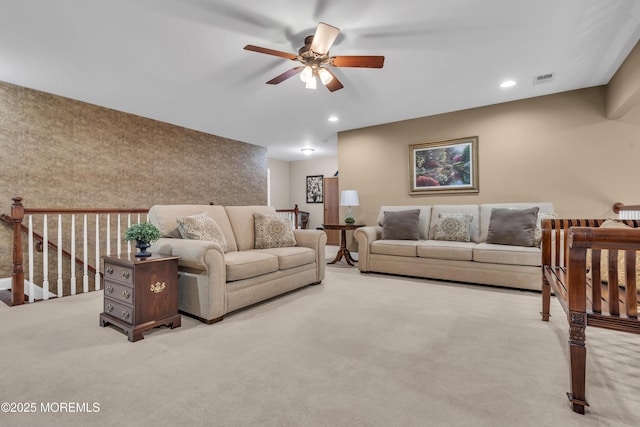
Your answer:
[340,190,360,224]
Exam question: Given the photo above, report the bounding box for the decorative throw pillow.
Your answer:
[382,209,420,240]
[176,212,228,252]
[586,219,640,286]
[254,213,297,249]
[434,213,473,242]
[534,211,558,247]
[486,207,539,247]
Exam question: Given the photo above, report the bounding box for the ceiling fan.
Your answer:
[244,22,384,92]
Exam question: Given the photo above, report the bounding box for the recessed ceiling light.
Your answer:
[328,116,339,122]
[500,80,516,88]
[301,148,315,155]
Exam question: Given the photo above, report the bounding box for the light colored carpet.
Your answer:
[1,257,639,426]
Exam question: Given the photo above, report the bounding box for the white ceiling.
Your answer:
[1,0,639,161]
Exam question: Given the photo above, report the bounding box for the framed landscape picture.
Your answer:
[306,175,324,203]
[409,136,479,195]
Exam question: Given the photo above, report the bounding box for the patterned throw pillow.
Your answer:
[435,213,473,242]
[254,213,297,249]
[176,212,228,252]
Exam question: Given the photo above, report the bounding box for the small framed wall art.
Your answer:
[306,175,324,203]
[409,136,479,195]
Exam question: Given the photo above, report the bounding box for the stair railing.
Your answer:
[3,197,149,306]
[613,202,640,220]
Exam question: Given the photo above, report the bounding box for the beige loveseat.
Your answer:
[148,205,326,323]
[354,203,554,291]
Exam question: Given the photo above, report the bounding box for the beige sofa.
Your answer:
[354,203,554,291]
[148,205,326,323]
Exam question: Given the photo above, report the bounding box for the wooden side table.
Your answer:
[322,223,364,266]
[100,253,181,342]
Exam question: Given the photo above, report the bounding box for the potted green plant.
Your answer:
[125,222,161,258]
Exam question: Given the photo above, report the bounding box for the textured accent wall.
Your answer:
[0,81,267,278]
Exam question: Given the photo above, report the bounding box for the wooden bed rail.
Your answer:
[541,218,640,414]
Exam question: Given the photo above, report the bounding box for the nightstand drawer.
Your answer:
[104,263,133,285]
[104,298,134,325]
[104,280,134,305]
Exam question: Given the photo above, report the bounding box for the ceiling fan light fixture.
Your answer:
[300,66,313,83]
[305,76,317,90]
[318,68,333,85]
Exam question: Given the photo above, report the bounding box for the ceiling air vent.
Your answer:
[533,73,554,85]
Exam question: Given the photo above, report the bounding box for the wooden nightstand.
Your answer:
[99,253,181,342]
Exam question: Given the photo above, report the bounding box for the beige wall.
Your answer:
[607,41,640,119]
[289,156,339,230]
[0,81,267,278]
[267,158,291,209]
[338,85,640,227]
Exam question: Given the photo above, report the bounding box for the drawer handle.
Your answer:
[122,290,130,299]
[122,271,130,279]
[106,303,113,313]
[106,267,114,275]
[121,311,130,320]
[150,281,166,294]
[106,285,113,294]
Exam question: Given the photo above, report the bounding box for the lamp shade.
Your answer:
[340,190,360,206]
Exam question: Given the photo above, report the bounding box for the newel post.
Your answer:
[11,197,25,305]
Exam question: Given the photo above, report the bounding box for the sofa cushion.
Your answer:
[148,204,238,252]
[479,202,555,242]
[382,209,420,240]
[257,247,316,270]
[225,206,278,251]
[417,240,474,261]
[377,206,432,239]
[254,213,296,249]
[224,251,279,281]
[429,205,480,242]
[434,213,473,242]
[473,243,541,267]
[176,212,228,252]
[486,207,539,247]
[370,240,419,257]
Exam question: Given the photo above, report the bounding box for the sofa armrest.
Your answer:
[294,229,327,283]
[150,237,224,270]
[354,226,382,272]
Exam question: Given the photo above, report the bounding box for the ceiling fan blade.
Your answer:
[310,22,340,54]
[331,56,385,68]
[322,69,344,92]
[266,67,304,84]
[244,45,297,60]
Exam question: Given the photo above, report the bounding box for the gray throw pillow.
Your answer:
[486,207,540,247]
[382,209,420,240]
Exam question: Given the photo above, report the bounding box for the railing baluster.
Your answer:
[127,214,132,255]
[95,214,100,290]
[57,215,63,298]
[117,215,122,256]
[28,215,34,303]
[83,214,88,293]
[42,214,49,300]
[70,215,76,295]
[106,214,111,256]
